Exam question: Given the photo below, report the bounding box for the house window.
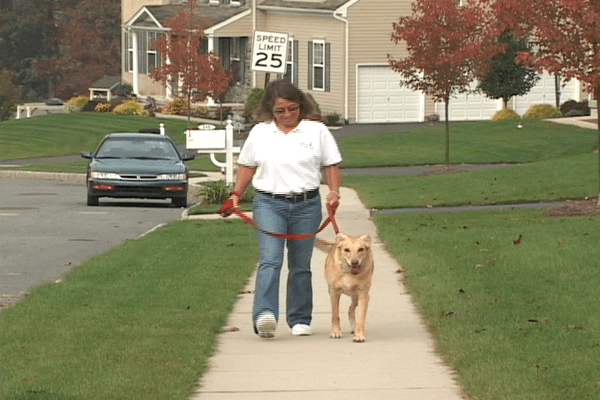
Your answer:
[147,32,161,71]
[312,40,325,90]
[282,39,298,85]
[126,31,134,73]
[308,40,330,91]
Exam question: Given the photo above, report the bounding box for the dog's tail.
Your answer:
[314,237,334,253]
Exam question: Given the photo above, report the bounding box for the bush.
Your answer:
[244,88,264,120]
[197,180,254,204]
[492,108,521,121]
[113,100,145,116]
[114,83,133,98]
[66,96,89,113]
[560,100,590,117]
[524,104,562,119]
[325,112,342,125]
[162,98,190,115]
[95,102,113,113]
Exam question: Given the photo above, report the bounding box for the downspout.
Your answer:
[333,10,349,123]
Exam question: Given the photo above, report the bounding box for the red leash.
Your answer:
[220,199,339,239]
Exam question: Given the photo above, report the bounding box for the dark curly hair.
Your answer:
[254,80,320,122]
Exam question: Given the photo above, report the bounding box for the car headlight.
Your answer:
[90,171,121,179]
[157,173,187,180]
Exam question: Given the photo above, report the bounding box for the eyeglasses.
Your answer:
[273,105,300,116]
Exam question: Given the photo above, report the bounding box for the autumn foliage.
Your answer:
[389,0,502,164]
[149,8,231,122]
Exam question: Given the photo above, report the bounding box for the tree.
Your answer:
[389,0,501,166]
[36,0,121,100]
[149,7,232,125]
[477,29,540,109]
[497,0,600,203]
[0,68,21,121]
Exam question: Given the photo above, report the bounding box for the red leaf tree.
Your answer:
[149,8,231,125]
[497,0,600,203]
[389,0,502,165]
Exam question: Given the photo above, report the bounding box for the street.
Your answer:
[0,179,185,306]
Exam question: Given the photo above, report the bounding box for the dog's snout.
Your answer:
[351,260,361,267]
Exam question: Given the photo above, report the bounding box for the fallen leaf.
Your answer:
[513,234,523,245]
[222,326,240,332]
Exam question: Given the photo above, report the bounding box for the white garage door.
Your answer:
[438,73,581,121]
[437,83,502,121]
[357,66,423,123]
[512,73,579,115]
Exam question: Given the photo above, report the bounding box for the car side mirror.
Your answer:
[182,153,195,161]
[81,151,93,159]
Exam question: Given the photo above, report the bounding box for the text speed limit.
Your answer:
[252,31,289,74]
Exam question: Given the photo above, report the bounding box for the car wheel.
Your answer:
[172,196,187,208]
[87,192,99,206]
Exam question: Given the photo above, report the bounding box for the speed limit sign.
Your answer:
[252,31,289,74]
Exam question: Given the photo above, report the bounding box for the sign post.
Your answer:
[251,31,289,88]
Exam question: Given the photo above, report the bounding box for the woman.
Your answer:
[225,80,342,338]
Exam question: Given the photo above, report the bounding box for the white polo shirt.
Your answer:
[237,120,342,194]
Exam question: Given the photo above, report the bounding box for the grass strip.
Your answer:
[343,153,598,209]
[0,219,258,400]
[338,119,597,168]
[375,208,600,400]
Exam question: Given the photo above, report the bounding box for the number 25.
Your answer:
[255,52,283,69]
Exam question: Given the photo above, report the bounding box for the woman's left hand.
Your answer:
[326,191,340,213]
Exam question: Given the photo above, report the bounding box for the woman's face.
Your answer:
[272,97,301,133]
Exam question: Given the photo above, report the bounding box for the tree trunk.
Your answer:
[445,99,450,167]
[555,74,561,108]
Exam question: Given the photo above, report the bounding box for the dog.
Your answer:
[316,234,374,342]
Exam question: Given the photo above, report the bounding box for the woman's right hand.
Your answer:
[220,192,241,217]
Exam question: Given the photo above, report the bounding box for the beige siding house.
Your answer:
[121,0,583,123]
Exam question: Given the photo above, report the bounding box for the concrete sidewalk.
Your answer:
[189,185,463,400]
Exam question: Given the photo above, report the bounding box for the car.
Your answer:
[45,98,64,106]
[81,133,195,207]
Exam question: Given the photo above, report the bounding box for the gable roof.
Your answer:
[258,0,350,11]
[127,3,250,30]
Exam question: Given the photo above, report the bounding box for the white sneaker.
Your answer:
[255,312,276,338]
[292,324,312,336]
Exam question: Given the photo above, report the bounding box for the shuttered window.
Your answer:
[282,39,298,85]
[308,40,330,92]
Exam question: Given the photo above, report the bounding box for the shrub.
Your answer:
[66,96,89,113]
[560,100,590,117]
[325,112,342,125]
[95,102,113,112]
[198,180,254,204]
[524,104,562,119]
[113,100,145,115]
[162,98,190,115]
[114,83,133,98]
[244,88,264,120]
[492,108,521,121]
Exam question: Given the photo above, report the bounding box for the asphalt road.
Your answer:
[0,179,185,306]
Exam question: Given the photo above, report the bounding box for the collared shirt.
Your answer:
[237,120,342,194]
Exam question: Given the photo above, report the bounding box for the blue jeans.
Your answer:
[252,191,322,328]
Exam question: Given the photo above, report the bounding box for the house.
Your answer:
[122,0,585,123]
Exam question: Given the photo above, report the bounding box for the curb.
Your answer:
[0,170,86,184]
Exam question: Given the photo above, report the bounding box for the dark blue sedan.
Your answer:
[81,133,195,207]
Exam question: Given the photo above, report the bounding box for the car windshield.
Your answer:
[95,137,180,160]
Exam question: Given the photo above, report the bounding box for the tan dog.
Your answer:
[317,234,374,342]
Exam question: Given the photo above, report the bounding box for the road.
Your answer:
[0,179,185,307]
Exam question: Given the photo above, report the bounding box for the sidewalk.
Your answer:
[188,185,463,400]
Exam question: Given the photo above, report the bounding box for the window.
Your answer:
[147,32,161,71]
[125,30,161,74]
[308,40,330,91]
[282,39,298,85]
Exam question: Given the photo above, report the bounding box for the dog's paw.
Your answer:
[330,331,343,339]
[353,334,365,343]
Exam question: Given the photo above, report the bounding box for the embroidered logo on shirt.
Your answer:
[299,141,314,150]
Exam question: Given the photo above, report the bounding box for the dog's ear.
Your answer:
[335,233,348,247]
[360,235,372,247]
